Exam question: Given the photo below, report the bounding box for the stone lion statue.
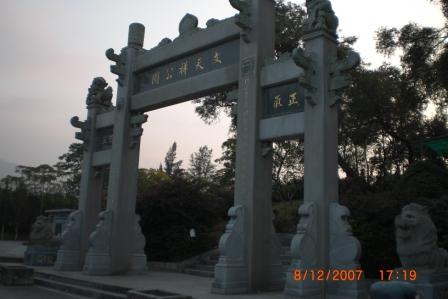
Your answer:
[28,215,59,246]
[395,203,448,270]
[85,77,113,109]
[304,0,339,34]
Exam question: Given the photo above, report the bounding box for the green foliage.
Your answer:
[163,142,184,177]
[272,200,301,233]
[55,143,83,197]
[136,175,232,261]
[188,145,216,181]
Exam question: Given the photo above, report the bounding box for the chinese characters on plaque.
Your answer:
[263,81,304,118]
[134,39,240,94]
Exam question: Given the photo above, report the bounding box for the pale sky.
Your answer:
[0,0,444,170]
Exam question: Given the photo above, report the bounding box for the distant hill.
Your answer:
[0,159,18,179]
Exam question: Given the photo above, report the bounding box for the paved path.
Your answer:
[0,286,85,299]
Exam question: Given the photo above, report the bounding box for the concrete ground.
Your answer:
[0,241,284,298]
[34,267,285,299]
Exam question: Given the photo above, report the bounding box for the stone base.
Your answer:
[0,264,34,286]
[83,252,112,275]
[403,269,448,299]
[24,245,58,266]
[54,249,83,271]
[131,254,148,273]
[211,261,249,294]
[270,263,286,291]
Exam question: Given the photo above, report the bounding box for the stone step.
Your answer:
[194,264,214,272]
[35,277,127,299]
[183,268,214,278]
[35,271,131,295]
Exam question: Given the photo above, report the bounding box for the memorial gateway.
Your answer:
[54,0,366,298]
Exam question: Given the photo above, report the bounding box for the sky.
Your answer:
[0,0,445,170]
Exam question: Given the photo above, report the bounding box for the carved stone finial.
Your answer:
[292,48,318,106]
[206,18,220,27]
[304,0,339,37]
[128,23,145,48]
[158,38,172,47]
[395,203,448,270]
[86,77,113,110]
[329,50,360,107]
[229,0,252,42]
[179,14,199,36]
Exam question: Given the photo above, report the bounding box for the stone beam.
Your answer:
[131,65,238,112]
[259,112,304,141]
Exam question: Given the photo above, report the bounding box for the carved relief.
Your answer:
[292,48,318,106]
[106,48,126,86]
[329,50,360,107]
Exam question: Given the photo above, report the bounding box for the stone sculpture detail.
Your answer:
[329,203,367,298]
[158,38,172,47]
[83,210,113,275]
[229,0,252,42]
[129,113,148,149]
[88,210,112,254]
[85,77,113,109]
[179,14,199,36]
[132,215,148,272]
[395,203,448,270]
[212,205,249,294]
[329,51,360,107]
[284,202,319,297]
[303,0,339,36]
[106,48,126,87]
[59,211,82,251]
[29,215,59,246]
[54,211,83,270]
[24,215,60,266]
[71,116,90,149]
[292,48,318,106]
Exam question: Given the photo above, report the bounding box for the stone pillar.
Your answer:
[212,0,283,294]
[55,78,112,271]
[284,1,364,298]
[83,23,148,275]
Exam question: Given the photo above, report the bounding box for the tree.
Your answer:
[163,142,184,177]
[375,0,448,111]
[188,146,216,180]
[54,142,83,197]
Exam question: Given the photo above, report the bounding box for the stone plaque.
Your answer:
[262,80,304,119]
[134,39,240,94]
[95,127,114,151]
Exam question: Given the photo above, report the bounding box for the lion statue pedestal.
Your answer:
[24,215,60,266]
[395,203,448,299]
